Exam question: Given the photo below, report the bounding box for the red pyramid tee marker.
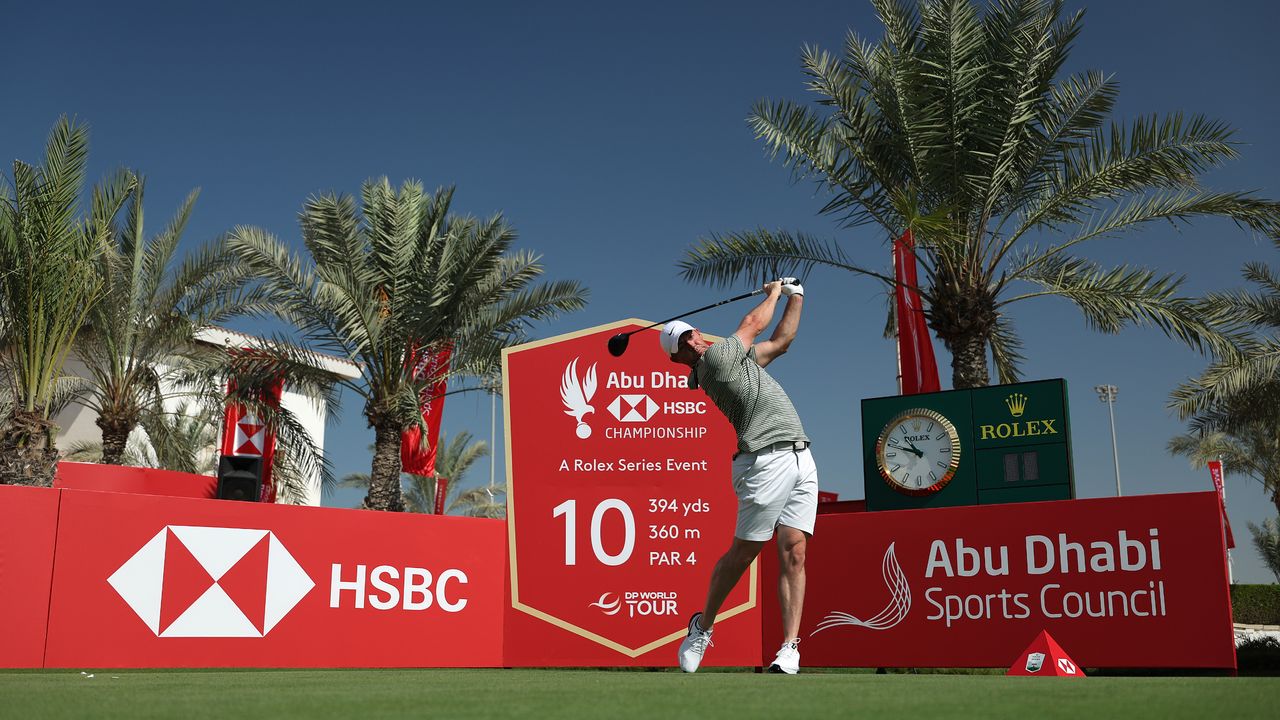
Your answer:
[1007,630,1085,677]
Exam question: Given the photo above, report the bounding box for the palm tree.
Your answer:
[64,401,220,475]
[1169,242,1280,515]
[1168,428,1280,517]
[403,430,492,514]
[229,178,586,511]
[680,0,1280,388]
[0,117,131,485]
[342,430,504,516]
[1171,249,1280,423]
[1249,518,1280,583]
[76,173,262,464]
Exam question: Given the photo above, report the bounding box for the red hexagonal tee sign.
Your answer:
[503,320,758,664]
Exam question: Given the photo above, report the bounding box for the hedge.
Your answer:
[1231,584,1280,625]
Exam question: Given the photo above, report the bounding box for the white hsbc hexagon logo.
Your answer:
[607,394,659,422]
[108,526,314,638]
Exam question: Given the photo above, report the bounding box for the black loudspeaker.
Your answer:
[217,455,263,502]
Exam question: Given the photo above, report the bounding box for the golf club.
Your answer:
[607,285,786,357]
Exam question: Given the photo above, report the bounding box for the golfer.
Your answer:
[661,278,817,674]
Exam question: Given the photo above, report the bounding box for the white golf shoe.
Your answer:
[678,612,713,672]
[767,639,800,674]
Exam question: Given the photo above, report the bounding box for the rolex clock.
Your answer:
[875,408,962,496]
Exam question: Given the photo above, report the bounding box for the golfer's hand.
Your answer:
[762,280,783,297]
[778,277,804,297]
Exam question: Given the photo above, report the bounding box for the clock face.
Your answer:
[875,409,962,496]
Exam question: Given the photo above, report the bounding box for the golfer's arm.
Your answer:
[753,295,802,367]
[733,291,782,348]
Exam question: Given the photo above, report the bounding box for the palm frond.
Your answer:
[679,229,899,290]
[1170,340,1280,419]
[1006,254,1237,356]
[1248,519,1280,582]
[988,312,1025,384]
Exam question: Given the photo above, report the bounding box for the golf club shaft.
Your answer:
[628,288,762,337]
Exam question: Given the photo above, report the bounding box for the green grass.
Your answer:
[1,669,1275,719]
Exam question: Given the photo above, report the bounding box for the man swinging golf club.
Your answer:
[661,278,817,674]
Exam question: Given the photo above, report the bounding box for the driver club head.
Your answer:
[607,333,630,357]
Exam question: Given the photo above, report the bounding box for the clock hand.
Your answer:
[905,442,924,458]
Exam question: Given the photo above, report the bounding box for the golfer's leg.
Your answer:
[775,525,808,640]
[699,537,765,628]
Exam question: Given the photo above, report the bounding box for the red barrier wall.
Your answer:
[0,486,61,668]
[761,491,1235,669]
[44,489,505,668]
[55,462,216,499]
[4,476,1234,670]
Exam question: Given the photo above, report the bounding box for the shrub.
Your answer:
[1231,584,1280,625]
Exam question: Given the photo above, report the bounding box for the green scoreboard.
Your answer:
[861,379,1075,512]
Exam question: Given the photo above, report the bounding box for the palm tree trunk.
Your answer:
[950,332,990,389]
[96,413,134,465]
[0,411,60,486]
[363,420,405,512]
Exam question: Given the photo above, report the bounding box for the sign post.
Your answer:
[502,320,760,666]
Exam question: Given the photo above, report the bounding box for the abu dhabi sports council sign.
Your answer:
[503,319,761,666]
[768,491,1236,670]
[42,489,506,668]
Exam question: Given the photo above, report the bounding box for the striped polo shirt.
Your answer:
[690,335,808,453]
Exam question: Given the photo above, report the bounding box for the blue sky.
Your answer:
[5,0,1279,582]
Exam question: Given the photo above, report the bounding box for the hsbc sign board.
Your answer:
[502,320,761,666]
[44,489,504,668]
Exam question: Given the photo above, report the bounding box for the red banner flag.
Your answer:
[402,344,451,477]
[434,476,450,515]
[1206,460,1235,549]
[220,375,283,503]
[893,230,940,395]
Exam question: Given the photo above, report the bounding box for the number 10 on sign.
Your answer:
[552,499,636,566]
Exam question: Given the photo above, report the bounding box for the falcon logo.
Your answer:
[607,394,659,422]
[811,543,911,634]
[560,358,597,439]
[108,526,314,637]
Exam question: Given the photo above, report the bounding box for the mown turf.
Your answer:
[1,669,1275,719]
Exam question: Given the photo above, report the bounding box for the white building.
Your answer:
[53,326,361,506]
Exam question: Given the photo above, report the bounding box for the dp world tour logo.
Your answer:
[560,358,598,439]
[812,543,911,634]
[589,592,622,616]
[108,525,314,637]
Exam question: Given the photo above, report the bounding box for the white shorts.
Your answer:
[731,445,818,541]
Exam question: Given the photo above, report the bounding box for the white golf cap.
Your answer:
[659,320,695,356]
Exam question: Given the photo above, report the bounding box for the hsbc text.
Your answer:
[329,564,469,612]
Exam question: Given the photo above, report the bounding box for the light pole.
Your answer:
[1094,384,1121,496]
